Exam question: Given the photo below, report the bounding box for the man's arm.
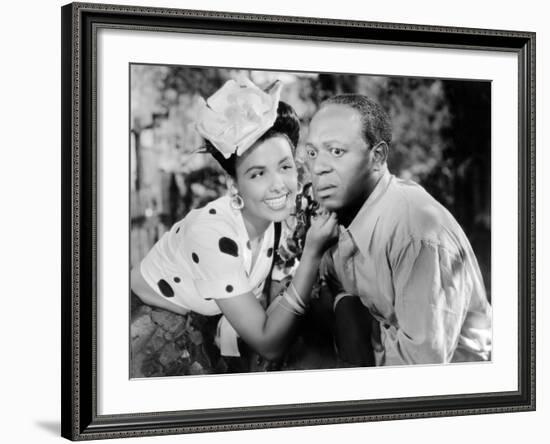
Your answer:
[383,239,469,365]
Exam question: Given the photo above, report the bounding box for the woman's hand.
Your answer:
[303,210,338,258]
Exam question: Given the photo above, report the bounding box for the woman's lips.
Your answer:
[264,193,289,210]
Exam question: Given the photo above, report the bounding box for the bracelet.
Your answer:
[283,291,305,315]
[287,282,307,310]
[278,295,303,316]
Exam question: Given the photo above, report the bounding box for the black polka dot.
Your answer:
[219,237,239,257]
[225,285,234,293]
[176,227,180,234]
[246,240,251,250]
[192,252,199,263]
[209,208,216,214]
[267,247,273,258]
[174,277,181,283]
[157,279,174,298]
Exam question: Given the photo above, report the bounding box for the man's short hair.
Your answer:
[322,94,392,147]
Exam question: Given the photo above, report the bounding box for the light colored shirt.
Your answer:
[140,195,275,355]
[321,170,492,366]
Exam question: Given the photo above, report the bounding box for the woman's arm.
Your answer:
[216,212,337,361]
[130,266,189,315]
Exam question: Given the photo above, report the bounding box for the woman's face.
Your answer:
[234,135,298,225]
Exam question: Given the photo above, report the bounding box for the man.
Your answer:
[305,94,492,366]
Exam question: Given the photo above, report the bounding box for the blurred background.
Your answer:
[130,65,491,377]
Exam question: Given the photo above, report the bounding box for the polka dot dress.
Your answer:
[139,195,275,319]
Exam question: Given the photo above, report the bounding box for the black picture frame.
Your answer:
[61,2,536,440]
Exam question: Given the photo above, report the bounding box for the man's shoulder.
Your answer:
[385,176,457,241]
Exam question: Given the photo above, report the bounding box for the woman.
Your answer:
[131,78,337,362]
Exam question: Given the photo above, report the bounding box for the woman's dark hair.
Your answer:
[204,101,300,177]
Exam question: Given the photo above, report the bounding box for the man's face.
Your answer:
[305,104,375,213]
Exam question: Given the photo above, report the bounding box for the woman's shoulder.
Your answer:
[183,195,241,239]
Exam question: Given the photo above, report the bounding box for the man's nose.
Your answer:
[312,151,333,176]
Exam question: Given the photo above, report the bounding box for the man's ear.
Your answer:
[372,141,389,168]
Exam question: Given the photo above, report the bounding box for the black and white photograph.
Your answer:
[55,1,536,441]
[129,65,493,377]
[2,0,546,442]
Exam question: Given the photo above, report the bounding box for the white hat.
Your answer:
[195,78,283,159]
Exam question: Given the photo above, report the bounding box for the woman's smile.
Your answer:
[234,135,298,236]
[264,193,290,210]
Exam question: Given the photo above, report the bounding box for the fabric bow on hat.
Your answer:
[195,78,283,159]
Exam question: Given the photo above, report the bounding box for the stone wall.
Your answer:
[130,288,339,378]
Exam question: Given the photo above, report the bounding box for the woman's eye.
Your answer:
[250,171,263,179]
[281,164,294,171]
[330,147,345,157]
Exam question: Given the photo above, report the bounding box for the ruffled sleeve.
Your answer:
[184,220,253,301]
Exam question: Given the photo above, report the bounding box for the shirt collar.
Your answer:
[344,169,393,257]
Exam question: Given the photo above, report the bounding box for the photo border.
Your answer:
[61,2,535,440]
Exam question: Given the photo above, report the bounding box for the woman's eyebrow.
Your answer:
[243,165,265,175]
[278,156,292,164]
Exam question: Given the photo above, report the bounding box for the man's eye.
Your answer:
[330,148,345,157]
[281,164,293,171]
[306,149,318,159]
